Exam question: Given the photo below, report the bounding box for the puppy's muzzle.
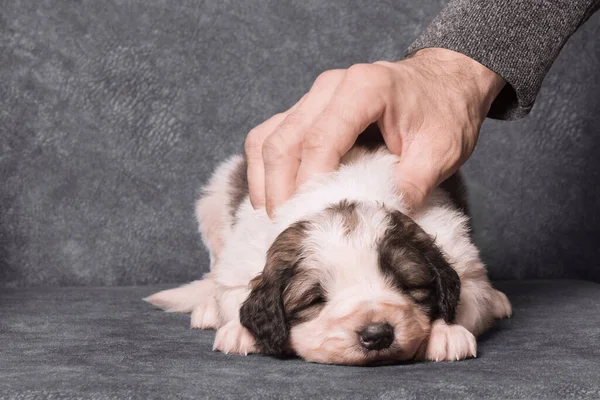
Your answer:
[358,323,394,351]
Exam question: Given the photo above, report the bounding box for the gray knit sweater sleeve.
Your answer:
[407,0,600,120]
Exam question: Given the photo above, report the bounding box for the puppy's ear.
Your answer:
[421,246,461,323]
[239,221,309,357]
[380,211,461,323]
[239,269,291,356]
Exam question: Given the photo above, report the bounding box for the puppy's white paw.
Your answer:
[425,320,477,362]
[492,290,512,319]
[213,320,257,356]
[190,298,221,330]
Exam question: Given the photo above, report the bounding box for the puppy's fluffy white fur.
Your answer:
[146,147,511,365]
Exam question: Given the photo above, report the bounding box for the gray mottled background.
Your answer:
[1,0,599,287]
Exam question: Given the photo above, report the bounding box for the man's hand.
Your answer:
[245,48,505,217]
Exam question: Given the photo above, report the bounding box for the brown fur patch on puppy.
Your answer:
[325,200,360,235]
[378,211,461,323]
[239,221,310,356]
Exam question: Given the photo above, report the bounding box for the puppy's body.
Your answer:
[147,139,511,365]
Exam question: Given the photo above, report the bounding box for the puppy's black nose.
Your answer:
[359,323,394,350]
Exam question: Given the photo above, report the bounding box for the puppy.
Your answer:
[145,127,512,365]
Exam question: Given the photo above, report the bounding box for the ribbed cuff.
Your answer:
[406,0,600,120]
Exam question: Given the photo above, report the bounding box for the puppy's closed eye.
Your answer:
[286,282,326,324]
[400,266,436,304]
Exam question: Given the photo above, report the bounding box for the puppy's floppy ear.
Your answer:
[420,245,461,323]
[239,221,309,357]
[381,211,461,323]
[239,269,291,356]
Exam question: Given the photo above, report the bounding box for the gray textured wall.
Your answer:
[1,1,599,287]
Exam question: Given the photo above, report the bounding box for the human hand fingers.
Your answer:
[262,69,345,217]
[296,64,391,187]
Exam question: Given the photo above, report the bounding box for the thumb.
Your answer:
[394,156,440,212]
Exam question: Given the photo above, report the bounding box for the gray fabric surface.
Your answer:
[1,0,600,288]
[1,280,599,399]
[407,0,600,120]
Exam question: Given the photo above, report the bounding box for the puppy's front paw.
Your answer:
[492,289,512,319]
[425,320,477,362]
[190,298,221,330]
[213,320,257,355]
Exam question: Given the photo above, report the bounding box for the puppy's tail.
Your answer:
[143,277,215,313]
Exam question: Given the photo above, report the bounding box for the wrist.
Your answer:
[409,48,505,116]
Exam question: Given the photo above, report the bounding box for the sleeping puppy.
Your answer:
[145,127,512,365]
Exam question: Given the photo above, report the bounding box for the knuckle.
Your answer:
[278,112,304,130]
[345,63,376,81]
[314,69,344,88]
[272,112,287,121]
[245,113,287,156]
[373,60,393,67]
[302,127,331,153]
[346,63,393,87]
[261,135,287,164]
[266,115,304,141]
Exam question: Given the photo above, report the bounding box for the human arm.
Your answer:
[245,1,600,216]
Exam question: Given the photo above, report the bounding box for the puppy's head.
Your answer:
[239,201,460,365]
